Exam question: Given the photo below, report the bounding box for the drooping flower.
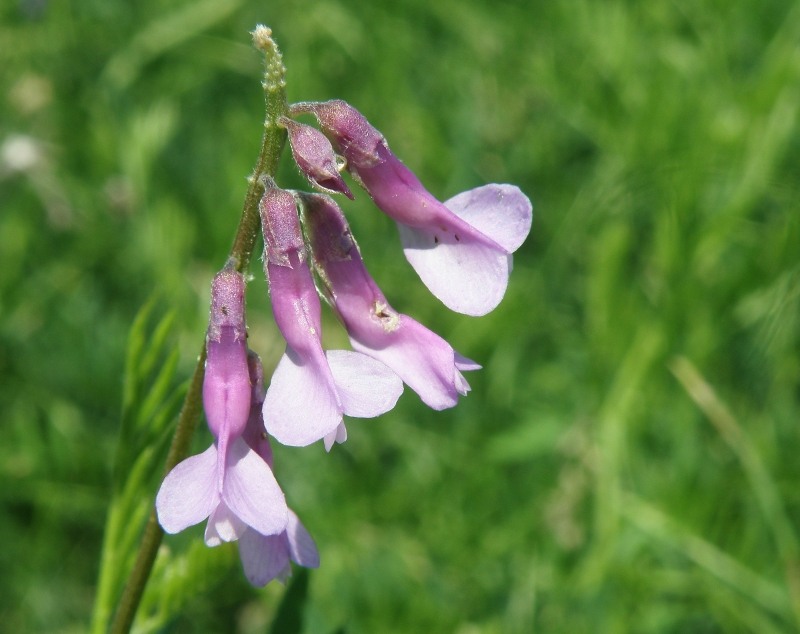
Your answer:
[237,352,319,586]
[259,186,403,449]
[292,99,533,317]
[303,193,480,410]
[156,268,288,543]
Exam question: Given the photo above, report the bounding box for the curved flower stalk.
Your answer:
[259,186,403,449]
[291,99,533,317]
[237,352,319,586]
[155,269,288,543]
[304,193,480,410]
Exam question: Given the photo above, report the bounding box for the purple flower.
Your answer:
[237,352,319,586]
[156,269,288,543]
[304,193,480,410]
[260,186,403,449]
[294,99,533,316]
[280,116,353,199]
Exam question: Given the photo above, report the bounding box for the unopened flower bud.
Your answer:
[281,117,353,199]
[291,100,384,169]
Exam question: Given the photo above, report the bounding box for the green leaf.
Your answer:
[91,300,184,634]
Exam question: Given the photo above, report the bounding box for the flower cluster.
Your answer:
[156,99,532,586]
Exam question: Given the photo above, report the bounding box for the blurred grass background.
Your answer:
[2,0,800,631]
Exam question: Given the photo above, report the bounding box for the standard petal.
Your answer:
[263,348,343,446]
[398,222,512,317]
[223,438,288,537]
[286,510,320,568]
[238,528,291,587]
[444,184,532,254]
[156,444,219,534]
[326,349,403,418]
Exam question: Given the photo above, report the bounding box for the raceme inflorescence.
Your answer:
[155,26,532,588]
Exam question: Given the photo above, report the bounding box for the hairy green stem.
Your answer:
[108,26,288,634]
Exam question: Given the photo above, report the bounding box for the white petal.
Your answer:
[156,445,219,534]
[326,349,403,418]
[444,184,532,253]
[454,369,472,396]
[223,438,288,536]
[399,223,512,317]
[323,422,348,452]
[204,501,247,546]
[263,348,342,447]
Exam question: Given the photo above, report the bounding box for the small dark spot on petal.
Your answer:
[433,236,439,244]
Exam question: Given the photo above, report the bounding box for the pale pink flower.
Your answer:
[304,193,480,410]
[156,269,288,543]
[236,352,319,586]
[260,186,403,449]
[293,99,533,316]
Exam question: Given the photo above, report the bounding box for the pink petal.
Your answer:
[156,444,219,534]
[204,501,247,546]
[203,339,251,441]
[349,316,477,410]
[398,222,512,316]
[223,437,288,537]
[325,349,403,418]
[454,352,482,372]
[238,528,291,587]
[444,184,532,253]
[286,510,320,568]
[263,348,343,446]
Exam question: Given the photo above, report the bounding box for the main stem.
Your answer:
[109,26,288,634]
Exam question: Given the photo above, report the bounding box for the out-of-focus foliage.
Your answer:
[2,0,799,632]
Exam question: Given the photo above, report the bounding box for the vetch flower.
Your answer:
[260,186,403,449]
[294,99,533,316]
[304,193,480,410]
[156,268,288,543]
[238,352,319,586]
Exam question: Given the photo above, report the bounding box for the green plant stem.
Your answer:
[108,25,287,634]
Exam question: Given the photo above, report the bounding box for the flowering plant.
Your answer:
[99,25,531,632]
